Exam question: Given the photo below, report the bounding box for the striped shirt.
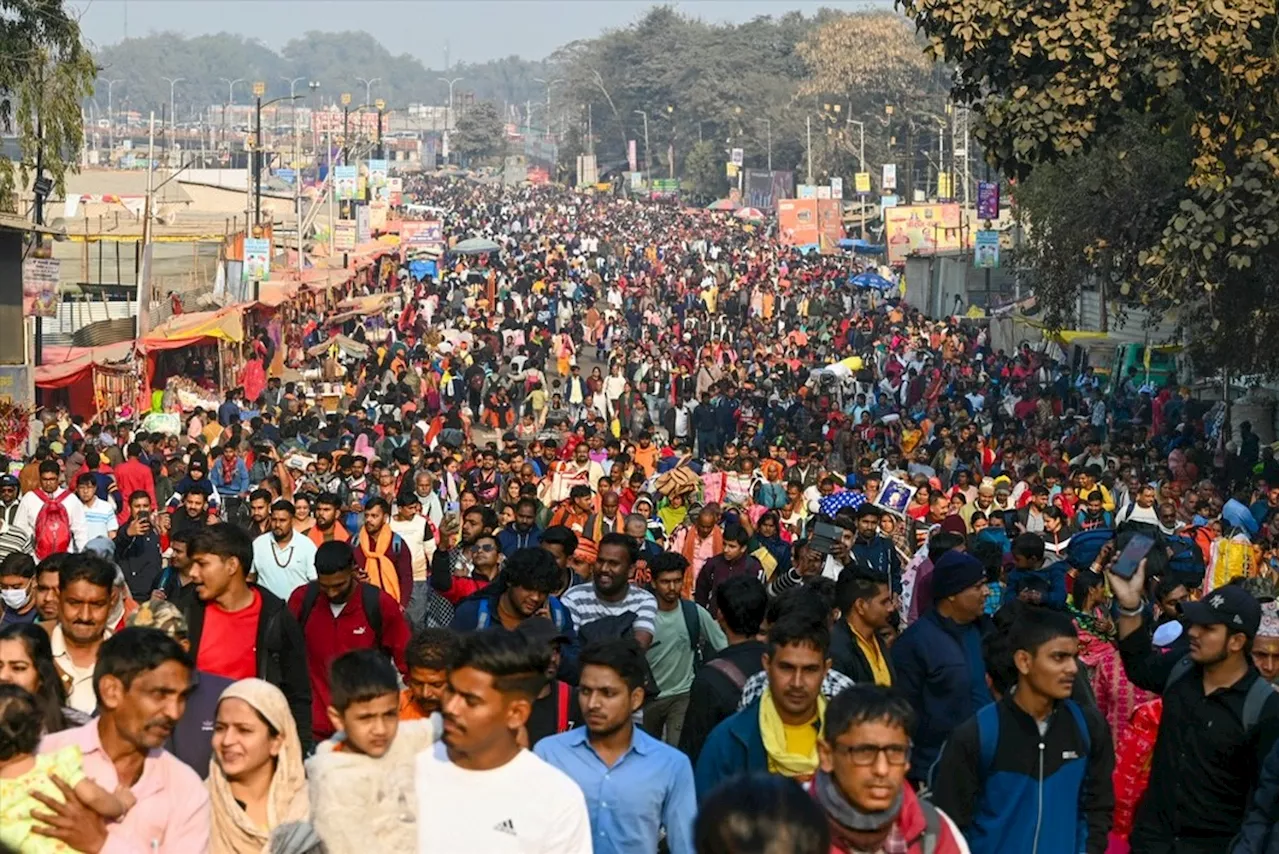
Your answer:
[560,583,658,637]
[80,497,119,542]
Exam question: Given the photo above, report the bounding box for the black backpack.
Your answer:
[298,582,384,647]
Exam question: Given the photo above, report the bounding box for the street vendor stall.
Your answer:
[34,341,138,417]
[141,305,246,400]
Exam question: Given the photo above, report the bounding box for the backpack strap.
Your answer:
[556,681,571,733]
[1164,656,1195,693]
[680,600,701,654]
[299,583,321,629]
[1241,676,1273,734]
[1063,698,1091,755]
[706,657,747,693]
[360,584,384,647]
[975,702,1000,779]
[916,797,940,854]
[476,598,491,630]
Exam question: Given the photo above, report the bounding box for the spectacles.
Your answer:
[832,742,911,766]
[473,543,497,553]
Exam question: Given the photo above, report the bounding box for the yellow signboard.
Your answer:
[854,172,871,194]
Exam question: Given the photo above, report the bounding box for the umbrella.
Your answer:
[820,490,867,517]
[734,207,765,221]
[849,271,895,291]
[452,237,501,255]
[706,198,736,210]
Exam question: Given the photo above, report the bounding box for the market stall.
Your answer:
[141,305,246,399]
[34,341,138,417]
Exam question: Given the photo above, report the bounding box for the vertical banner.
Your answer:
[830,177,843,199]
[854,172,871,194]
[730,147,744,166]
[977,181,1000,220]
[975,229,1000,268]
[367,159,389,193]
[334,166,358,201]
[242,238,270,285]
[937,171,952,200]
[882,164,897,192]
[22,258,60,318]
[334,220,357,251]
[355,204,372,244]
[627,140,638,173]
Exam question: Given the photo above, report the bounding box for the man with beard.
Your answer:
[33,554,64,621]
[414,628,591,853]
[430,505,498,607]
[251,499,318,600]
[289,540,410,740]
[308,491,351,546]
[352,498,413,609]
[560,533,658,649]
[170,489,214,539]
[245,487,273,539]
[535,638,697,854]
[34,627,210,853]
[400,627,459,720]
[45,555,116,714]
[497,496,543,557]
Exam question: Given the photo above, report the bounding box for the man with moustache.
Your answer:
[44,555,117,714]
[400,627,458,720]
[35,627,210,853]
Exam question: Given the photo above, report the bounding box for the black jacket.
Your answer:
[829,618,896,686]
[114,523,163,599]
[678,639,766,764]
[176,583,314,751]
[1119,622,1278,851]
[166,669,234,779]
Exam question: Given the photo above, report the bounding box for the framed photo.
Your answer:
[875,475,914,516]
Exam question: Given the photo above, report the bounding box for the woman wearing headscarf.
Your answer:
[208,678,312,854]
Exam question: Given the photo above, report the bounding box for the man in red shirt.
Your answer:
[288,540,411,740]
[176,522,313,750]
[113,442,156,524]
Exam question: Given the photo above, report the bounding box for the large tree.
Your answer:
[0,0,95,203]
[453,101,505,164]
[899,0,1278,374]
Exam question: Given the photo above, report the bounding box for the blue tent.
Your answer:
[839,238,885,255]
[848,271,895,291]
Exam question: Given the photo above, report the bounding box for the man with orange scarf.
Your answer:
[352,497,413,608]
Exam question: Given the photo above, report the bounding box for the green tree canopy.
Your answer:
[453,101,504,164]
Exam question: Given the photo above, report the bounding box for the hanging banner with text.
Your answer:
[242,238,270,284]
[975,229,1000,268]
[977,181,1000,220]
[854,172,871,194]
[881,164,897,192]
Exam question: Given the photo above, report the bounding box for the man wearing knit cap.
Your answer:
[891,549,993,784]
[568,537,598,588]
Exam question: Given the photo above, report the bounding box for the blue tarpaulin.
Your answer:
[408,259,438,281]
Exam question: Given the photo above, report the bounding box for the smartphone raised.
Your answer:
[1112,533,1155,580]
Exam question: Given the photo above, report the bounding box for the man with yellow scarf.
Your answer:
[693,609,831,800]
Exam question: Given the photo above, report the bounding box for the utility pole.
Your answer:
[161,76,184,165]
[375,98,386,159]
[357,76,380,107]
[806,114,813,185]
[634,109,649,187]
[282,76,305,168]
[219,77,243,153]
[104,79,122,154]
[534,78,562,140]
[340,92,352,164]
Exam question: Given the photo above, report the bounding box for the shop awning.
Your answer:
[35,341,135,389]
[143,306,244,351]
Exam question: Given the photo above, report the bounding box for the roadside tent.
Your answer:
[34,340,136,416]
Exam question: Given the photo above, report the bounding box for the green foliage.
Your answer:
[900,0,1279,373]
[453,102,504,164]
[0,0,96,201]
[682,140,728,202]
[91,31,552,114]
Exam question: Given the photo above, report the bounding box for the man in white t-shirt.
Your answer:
[415,628,591,853]
[75,474,119,541]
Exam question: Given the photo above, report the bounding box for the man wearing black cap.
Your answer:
[1109,562,1278,854]
[890,549,992,785]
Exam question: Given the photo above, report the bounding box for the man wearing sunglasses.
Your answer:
[810,684,968,854]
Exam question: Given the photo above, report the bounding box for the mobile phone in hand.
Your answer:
[1112,533,1155,580]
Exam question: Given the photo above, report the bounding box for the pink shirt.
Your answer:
[39,720,210,854]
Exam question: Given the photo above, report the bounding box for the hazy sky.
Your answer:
[69,0,894,64]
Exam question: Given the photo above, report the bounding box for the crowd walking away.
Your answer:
[0,172,1277,854]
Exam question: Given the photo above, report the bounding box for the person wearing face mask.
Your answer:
[0,552,38,628]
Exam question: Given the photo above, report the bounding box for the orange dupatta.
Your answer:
[359,525,400,603]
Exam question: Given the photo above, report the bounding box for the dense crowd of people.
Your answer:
[0,176,1276,854]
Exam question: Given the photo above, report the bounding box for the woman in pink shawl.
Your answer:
[1071,569,1155,737]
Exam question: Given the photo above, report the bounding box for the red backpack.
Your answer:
[34,490,73,559]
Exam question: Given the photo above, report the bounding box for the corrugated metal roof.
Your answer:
[1079,291,1181,345]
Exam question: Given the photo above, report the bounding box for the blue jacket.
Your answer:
[496,525,543,557]
[210,457,250,497]
[693,699,768,800]
[852,534,904,594]
[891,609,993,782]
[1004,561,1068,609]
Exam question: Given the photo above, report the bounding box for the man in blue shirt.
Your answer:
[535,637,696,854]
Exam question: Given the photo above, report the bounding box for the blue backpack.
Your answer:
[1165,534,1206,586]
[1066,529,1114,571]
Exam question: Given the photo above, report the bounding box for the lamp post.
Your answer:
[340,92,352,164]
[633,109,649,188]
[356,76,381,107]
[757,118,772,172]
[218,77,244,152]
[375,98,386,159]
[282,76,305,167]
[438,76,462,127]
[161,76,183,164]
[253,90,304,224]
[104,79,122,153]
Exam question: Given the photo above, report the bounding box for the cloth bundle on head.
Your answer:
[1260,600,1279,641]
[209,678,310,854]
[931,550,986,601]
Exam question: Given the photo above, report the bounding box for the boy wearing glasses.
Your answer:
[810,685,969,853]
[930,607,1113,854]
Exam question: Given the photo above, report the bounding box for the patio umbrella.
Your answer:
[706,198,736,210]
[848,271,895,291]
[734,207,765,221]
[452,237,502,255]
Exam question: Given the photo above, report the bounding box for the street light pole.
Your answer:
[340,92,352,165]
[633,109,649,187]
[356,76,381,108]
[282,76,305,168]
[757,118,772,172]
[219,77,243,153]
[161,76,184,165]
[104,79,122,153]
[254,88,304,225]
[806,114,813,185]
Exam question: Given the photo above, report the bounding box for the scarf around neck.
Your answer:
[359,524,399,603]
[758,686,825,781]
